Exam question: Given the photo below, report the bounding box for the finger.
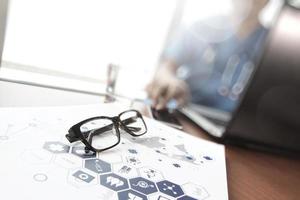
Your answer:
[173,86,189,108]
[156,98,168,110]
[156,85,177,110]
[165,84,177,103]
[151,85,167,108]
[173,95,186,108]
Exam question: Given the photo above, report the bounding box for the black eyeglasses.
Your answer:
[65,110,147,152]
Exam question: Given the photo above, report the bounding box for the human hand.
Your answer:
[146,66,190,110]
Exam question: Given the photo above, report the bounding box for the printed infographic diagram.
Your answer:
[0,105,228,200]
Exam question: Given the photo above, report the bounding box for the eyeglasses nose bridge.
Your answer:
[110,116,121,128]
[111,116,119,122]
[111,116,127,130]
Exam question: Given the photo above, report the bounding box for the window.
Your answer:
[1,0,176,97]
[2,0,281,99]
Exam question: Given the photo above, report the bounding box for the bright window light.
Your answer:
[2,0,176,96]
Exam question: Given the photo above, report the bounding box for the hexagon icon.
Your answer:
[129,177,158,195]
[84,158,111,174]
[177,196,198,200]
[43,141,70,154]
[71,146,96,159]
[182,183,209,200]
[100,173,129,192]
[68,168,98,188]
[157,180,184,198]
[138,167,164,182]
[118,189,147,200]
[113,163,138,178]
[73,170,95,183]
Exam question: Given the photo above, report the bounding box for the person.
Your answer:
[146,0,269,112]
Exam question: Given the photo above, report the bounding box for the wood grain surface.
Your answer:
[179,117,300,200]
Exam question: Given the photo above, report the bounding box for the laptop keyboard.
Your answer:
[204,116,228,127]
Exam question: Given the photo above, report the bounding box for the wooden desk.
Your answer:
[179,117,300,200]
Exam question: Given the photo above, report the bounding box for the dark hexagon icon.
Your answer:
[100,173,129,191]
[129,177,158,195]
[84,158,111,174]
[157,180,184,198]
[43,141,70,154]
[71,146,96,159]
[72,170,95,183]
[118,189,147,200]
[177,196,197,200]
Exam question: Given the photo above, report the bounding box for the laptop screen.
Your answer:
[227,5,300,153]
[0,0,8,67]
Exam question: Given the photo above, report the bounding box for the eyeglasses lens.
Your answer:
[80,118,119,150]
[119,111,146,136]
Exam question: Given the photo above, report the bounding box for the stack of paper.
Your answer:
[0,103,228,200]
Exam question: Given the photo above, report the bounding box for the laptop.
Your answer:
[179,4,300,155]
[0,0,8,66]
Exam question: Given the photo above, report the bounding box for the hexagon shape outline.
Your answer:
[100,173,129,192]
[118,189,147,200]
[67,168,98,188]
[113,163,139,178]
[138,166,164,182]
[71,146,96,159]
[73,170,95,183]
[43,141,70,154]
[84,158,112,174]
[129,177,158,195]
[181,182,210,200]
[156,180,184,198]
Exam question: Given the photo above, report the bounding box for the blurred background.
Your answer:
[0,0,283,100]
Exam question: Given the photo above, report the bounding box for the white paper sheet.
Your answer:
[0,103,228,200]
